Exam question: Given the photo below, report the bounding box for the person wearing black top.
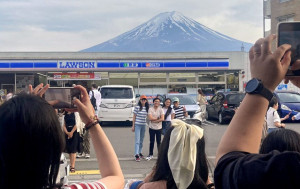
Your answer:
[214,34,300,189]
[63,110,79,173]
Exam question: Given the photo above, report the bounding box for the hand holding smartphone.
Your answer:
[277,22,300,76]
[44,87,81,109]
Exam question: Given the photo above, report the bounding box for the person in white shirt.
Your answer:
[146,98,164,161]
[83,84,101,159]
[266,97,289,133]
[89,84,101,116]
[162,98,175,135]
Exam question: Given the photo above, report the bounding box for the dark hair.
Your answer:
[0,94,65,189]
[153,97,161,103]
[198,89,204,96]
[92,84,97,89]
[138,99,149,112]
[269,96,278,108]
[151,126,209,189]
[260,129,300,154]
[163,98,172,120]
[163,98,172,108]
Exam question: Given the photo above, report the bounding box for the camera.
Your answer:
[44,87,81,109]
[277,22,300,76]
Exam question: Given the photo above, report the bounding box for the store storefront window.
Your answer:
[138,85,168,103]
[90,72,109,87]
[140,73,166,83]
[0,73,15,94]
[198,71,225,82]
[226,72,239,91]
[16,74,35,93]
[109,72,138,88]
[168,84,197,99]
[169,72,196,82]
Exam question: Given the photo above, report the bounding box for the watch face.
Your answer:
[246,79,259,93]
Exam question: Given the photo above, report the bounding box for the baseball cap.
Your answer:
[172,97,179,102]
[140,95,147,100]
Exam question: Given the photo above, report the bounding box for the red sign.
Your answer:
[53,73,97,80]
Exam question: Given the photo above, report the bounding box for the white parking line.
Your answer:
[202,120,216,126]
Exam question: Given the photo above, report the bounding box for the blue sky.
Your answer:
[0,0,263,51]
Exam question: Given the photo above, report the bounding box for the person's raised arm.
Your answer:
[280,114,290,121]
[73,85,124,189]
[216,34,291,164]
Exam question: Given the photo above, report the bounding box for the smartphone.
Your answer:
[45,87,81,109]
[277,22,300,76]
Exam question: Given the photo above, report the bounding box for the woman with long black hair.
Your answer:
[0,83,124,189]
[129,119,214,189]
[131,95,149,162]
[162,98,175,135]
[63,110,79,172]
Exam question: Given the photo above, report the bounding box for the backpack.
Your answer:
[91,90,97,110]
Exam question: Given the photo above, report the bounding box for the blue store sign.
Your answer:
[277,84,288,91]
[0,59,229,71]
[58,61,97,69]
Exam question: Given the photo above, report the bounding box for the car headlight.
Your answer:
[281,104,292,111]
[100,104,108,108]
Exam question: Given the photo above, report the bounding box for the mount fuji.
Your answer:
[81,11,252,52]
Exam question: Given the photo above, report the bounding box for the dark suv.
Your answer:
[206,92,245,124]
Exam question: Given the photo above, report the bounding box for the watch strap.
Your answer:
[260,86,274,101]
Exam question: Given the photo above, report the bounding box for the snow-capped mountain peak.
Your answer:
[81,11,252,52]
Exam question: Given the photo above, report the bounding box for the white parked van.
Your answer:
[99,85,137,123]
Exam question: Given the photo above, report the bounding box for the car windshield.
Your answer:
[226,93,245,104]
[277,92,300,103]
[168,95,196,105]
[101,88,133,99]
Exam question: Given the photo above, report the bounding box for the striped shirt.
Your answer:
[65,181,106,189]
[133,106,148,125]
[173,106,185,119]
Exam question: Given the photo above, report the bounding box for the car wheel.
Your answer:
[218,113,225,124]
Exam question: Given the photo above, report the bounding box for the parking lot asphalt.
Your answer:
[67,120,300,183]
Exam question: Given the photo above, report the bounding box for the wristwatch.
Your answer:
[245,78,273,101]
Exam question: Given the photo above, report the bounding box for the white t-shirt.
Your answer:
[162,107,175,121]
[266,107,281,129]
[148,106,164,130]
[89,89,101,107]
[294,112,300,120]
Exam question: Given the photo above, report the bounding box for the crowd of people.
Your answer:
[2,34,300,189]
[132,94,197,162]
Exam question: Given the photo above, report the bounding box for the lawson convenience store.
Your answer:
[0,51,249,96]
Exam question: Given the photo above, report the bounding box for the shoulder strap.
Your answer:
[164,107,172,119]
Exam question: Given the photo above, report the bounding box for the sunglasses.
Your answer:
[141,99,147,101]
